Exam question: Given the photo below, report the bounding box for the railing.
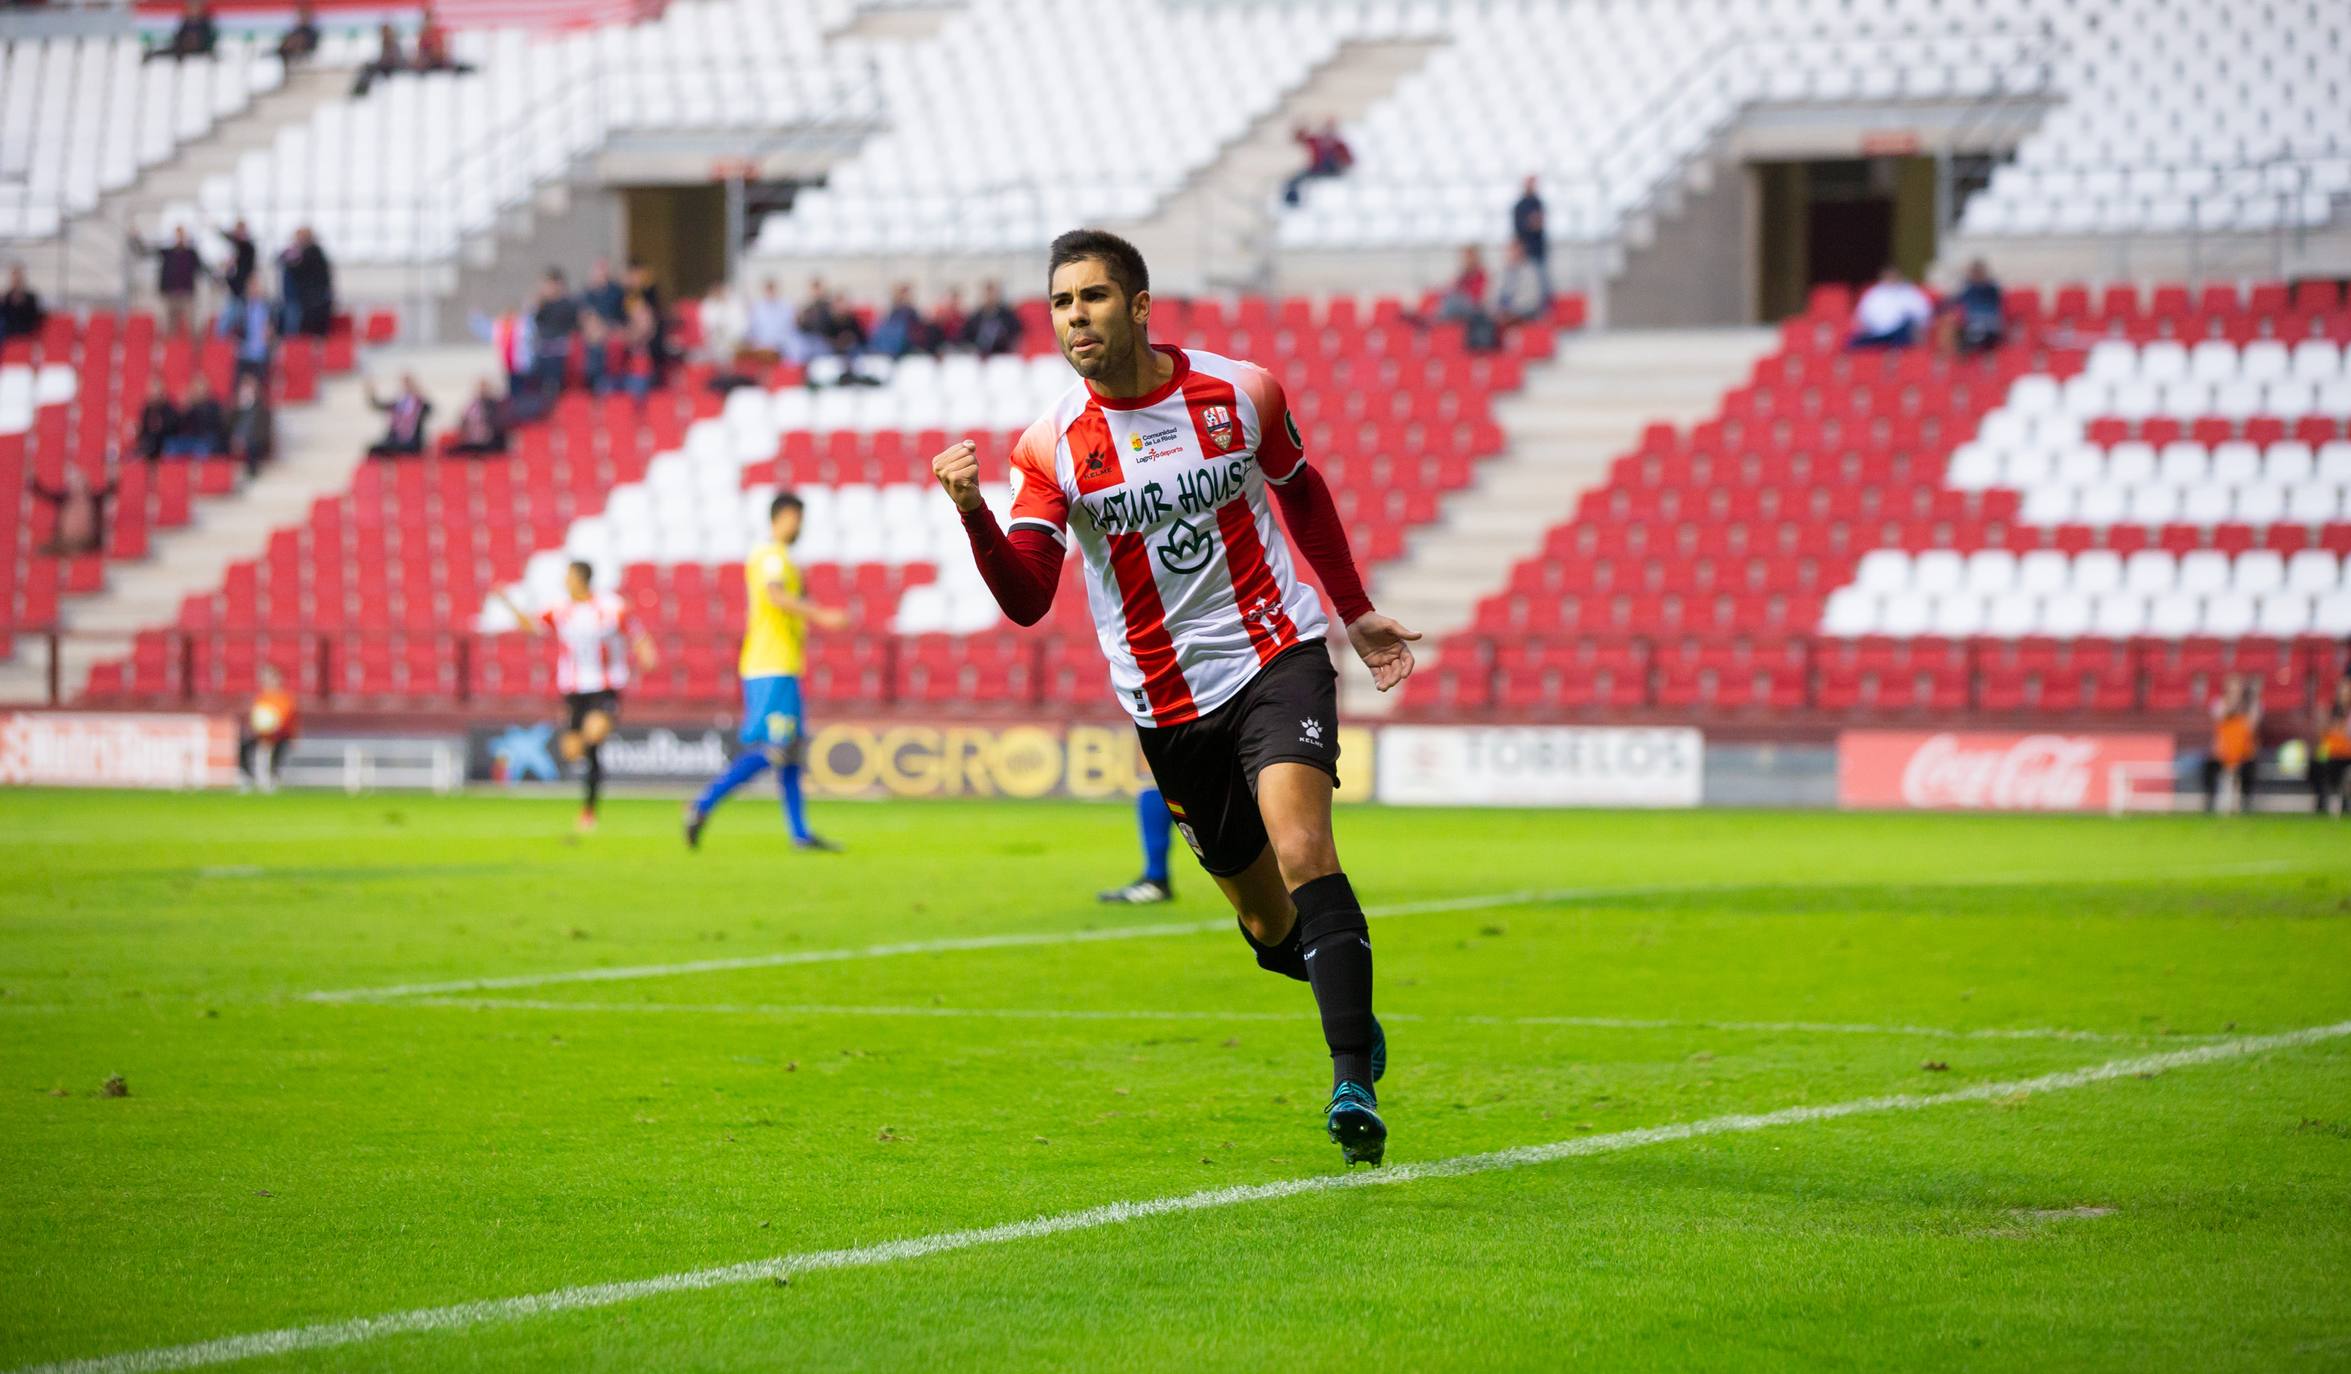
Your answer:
[6,626,2342,721]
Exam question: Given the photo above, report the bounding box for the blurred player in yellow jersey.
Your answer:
[684,492,849,850]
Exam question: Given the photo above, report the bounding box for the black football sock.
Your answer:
[1238,914,1308,982]
[1292,872,1376,1089]
[584,746,604,815]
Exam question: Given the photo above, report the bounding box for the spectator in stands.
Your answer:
[133,379,178,462]
[870,283,923,358]
[1494,239,1550,326]
[365,375,433,457]
[239,666,297,794]
[579,259,626,327]
[2203,675,2261,813]
[220,287,275,388]
[963,280,1022,357]
[620,260,667,366]
[277,227,334,337]
[744,277,798,360]
[133,226,207,336]
[611,298,663,401]
[354,22,405,97]
[471,298,537,406]
[217,219,258,300]
[1936,259,2007,356]
[167,376,229,457]
[928,287,966,356]
[698,281,748,363]
[447,380,509,456]
[228,374,273,478]
[27,467,116,556]
[276,2,320,64]
[1846,265,1934,350]
[413,8,471,74]
[1281,118,1354,206]
[148,0,218,61]
[0,263,43,343]
[530,269,580,396]
[1437,247,1502,351]
[2311,680,2350,817]
[1511,175,1548,280]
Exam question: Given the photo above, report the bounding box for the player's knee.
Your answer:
[1236,903,1293,948]
[1266,824,1338,889]
[556,731,585,762]
[580,713,613,745]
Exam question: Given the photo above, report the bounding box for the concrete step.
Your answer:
[1345,325,1777,716]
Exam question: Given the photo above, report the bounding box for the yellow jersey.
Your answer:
[739,541,806,678]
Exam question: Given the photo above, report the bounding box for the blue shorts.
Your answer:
[739,675,805,749]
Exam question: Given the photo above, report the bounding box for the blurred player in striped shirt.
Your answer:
[499,561,655,832]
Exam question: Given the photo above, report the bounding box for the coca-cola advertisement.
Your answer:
[1838,730,2176,811]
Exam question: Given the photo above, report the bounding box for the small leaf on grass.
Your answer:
[1922,1061,1950,1072]
[1479,923,1506,937]
[48,1088,69,1098]
[772,1275,789,1288]
[1220,1038,1241,1049]
[1034,1136,1051,1145]
[100,1075,128,1097]
[254,1190,274,1198]
[785,1062,798,1072]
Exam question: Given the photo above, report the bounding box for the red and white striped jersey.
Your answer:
[1008,346,1328,727]
[539,592,640,694]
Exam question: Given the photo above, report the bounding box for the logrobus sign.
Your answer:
[0,712,238,789]
[1838,730,2176,811]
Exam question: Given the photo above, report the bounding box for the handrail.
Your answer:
[6,626,2340,719]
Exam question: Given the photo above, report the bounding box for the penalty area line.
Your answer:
[399,997,2208,1044]
[298,860,2307,1004]
[18,1019,2348,1374]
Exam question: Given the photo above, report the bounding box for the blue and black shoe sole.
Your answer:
[1327,1101,1387,1167]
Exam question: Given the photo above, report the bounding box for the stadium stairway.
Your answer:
[1350,327,1776,714]
[1121,37,1444,296]
[0,342,488,703]
[13,65,353,306]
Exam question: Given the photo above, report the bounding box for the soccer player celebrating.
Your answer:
[683,493,849,852]
[930,230,1418,1166]
[497,561,656,832]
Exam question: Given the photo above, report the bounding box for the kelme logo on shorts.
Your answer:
[1156,515,1215,574]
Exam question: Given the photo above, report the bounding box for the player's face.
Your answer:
[772,507,803,544]
[565,569,590,599]
[1050,258,1146,380]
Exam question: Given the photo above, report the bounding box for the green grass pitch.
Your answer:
[2,788,2348,1371]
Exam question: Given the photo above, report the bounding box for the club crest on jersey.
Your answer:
[1202,404,1237,451]
[1156,515,1215,574]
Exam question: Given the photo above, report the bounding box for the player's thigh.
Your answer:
[1135,720,1266,882]
[1255,762,1338,888]
[579,702,616,745]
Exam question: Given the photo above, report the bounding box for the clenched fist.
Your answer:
[932,439,983,513]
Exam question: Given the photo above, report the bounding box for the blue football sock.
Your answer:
[1138,786,1173,884]
[779,762,811,842]
[695,751,770,816]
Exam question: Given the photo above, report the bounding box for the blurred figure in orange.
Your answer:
[240,665,299,793]
[2311,679,2350,817]
[2202,674,2260,814]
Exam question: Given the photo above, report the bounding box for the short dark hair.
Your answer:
[567,559,593,585]
[770,491,804,521]
[1047,228,1149,300]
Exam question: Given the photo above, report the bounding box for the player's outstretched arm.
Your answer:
[495,589,543,636]
[766,582,849,631]
[932,439,1062,626]
[1268,462,1418,691]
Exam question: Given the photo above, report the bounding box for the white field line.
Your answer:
[20,1019,2348,1374]
[299,860,2307,1004]
[401,996,2214,1044]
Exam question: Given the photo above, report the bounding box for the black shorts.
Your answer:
[1135,643,1340,877]
[564,690,621,732]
